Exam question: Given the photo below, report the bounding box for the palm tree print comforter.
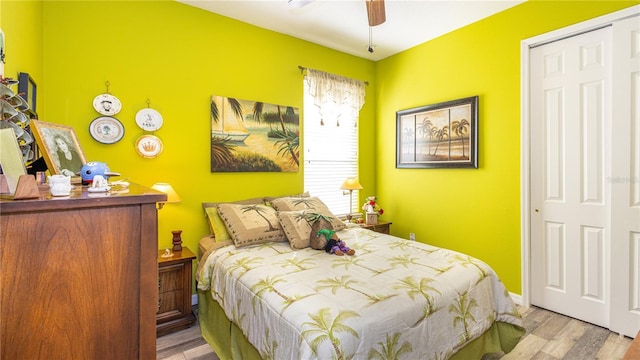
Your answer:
[197,227,523,359]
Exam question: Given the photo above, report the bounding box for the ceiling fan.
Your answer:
[288,0,386,26]
[366,0,386,26]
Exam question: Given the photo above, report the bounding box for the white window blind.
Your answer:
[303,69,365,216]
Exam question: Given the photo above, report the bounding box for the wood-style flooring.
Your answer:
[156,305,634,360]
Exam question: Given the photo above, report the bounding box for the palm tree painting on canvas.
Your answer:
[210,94,300,172]
[396,96,478,169]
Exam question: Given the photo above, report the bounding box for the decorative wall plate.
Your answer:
[135,108,163,131]
[92,94,122,116]
[135,134,163,158]
[89,116,125,144]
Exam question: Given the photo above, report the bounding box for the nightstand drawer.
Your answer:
[158,265,184,293]
[158,289,183,314]
[368,224,390,234]
[359,220,392,234]
[157,247,197,337]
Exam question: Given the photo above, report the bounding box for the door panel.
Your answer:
[530,27,611,328]
[609,14,640,338]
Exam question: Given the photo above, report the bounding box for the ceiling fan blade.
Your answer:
[366,0,386,26]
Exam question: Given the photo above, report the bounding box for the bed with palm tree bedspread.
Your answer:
[196,224,524,359]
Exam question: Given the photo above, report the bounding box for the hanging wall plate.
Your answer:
[135,134,163,158]
[135,108,163,131]
[93,93,122,116]
[89,116,125,144]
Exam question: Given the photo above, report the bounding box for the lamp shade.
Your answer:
[340,177,363,191]
[151,183,181,203]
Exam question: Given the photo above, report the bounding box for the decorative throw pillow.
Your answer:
[202,197,264,240]
[309,217,334,251]
[204,207,232,242]
[277,210,314,249]
[216,203,286,247]
[264,191,310,206]
[270,196,346,232]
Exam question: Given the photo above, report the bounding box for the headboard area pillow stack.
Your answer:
[276,210,314,249]
[216,203,286,247]
[202,193,345,251]
[270,196,346,232]
[202,197,264,243]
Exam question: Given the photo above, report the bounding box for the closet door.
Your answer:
[609,15,640,338]
[530,26,612,328]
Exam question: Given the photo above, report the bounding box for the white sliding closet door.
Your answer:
[530,26,612,329]
[528,11,640,338]
[609,15,640,338]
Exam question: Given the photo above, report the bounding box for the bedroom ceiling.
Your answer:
[177,0,524,61]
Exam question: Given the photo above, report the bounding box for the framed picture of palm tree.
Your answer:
[210,94,300,172]
[396,96,478,169]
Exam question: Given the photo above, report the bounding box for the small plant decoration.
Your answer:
[362,196,383,216]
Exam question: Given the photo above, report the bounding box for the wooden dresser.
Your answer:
[0,183,165,360]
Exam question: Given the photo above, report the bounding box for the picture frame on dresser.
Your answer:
[396,95,478,169]
[30,120,86,178]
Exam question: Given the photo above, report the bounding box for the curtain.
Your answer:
[303,69,366,216]
[305,69,365,126]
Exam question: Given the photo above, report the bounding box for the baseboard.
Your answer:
[510,292,523,306]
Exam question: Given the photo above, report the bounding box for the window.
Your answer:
[302,69,365,216]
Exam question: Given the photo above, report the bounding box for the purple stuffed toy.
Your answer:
[316,228,355,256]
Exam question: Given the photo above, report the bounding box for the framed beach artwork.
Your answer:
[210,94,300,172]
[396,96,478,169]
[30,120,87,177]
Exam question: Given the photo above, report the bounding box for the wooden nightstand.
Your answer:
[157,247,197,337]
[360,220,392,234]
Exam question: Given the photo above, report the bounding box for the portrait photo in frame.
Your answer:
[30,120,86,177]
[396,96,478,169]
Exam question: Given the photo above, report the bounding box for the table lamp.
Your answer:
[340,177,363,222]
[151,182,181,209]
[151,182,183,252]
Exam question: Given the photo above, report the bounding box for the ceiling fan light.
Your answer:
[366,0,386,26]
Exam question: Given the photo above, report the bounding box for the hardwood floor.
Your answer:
[156,305,634,360]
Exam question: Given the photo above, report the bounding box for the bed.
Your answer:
[196,196,524,360]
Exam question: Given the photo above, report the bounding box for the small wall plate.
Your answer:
[89,116,124,144]
[135,134,163,158]
[92,93,122,116]
[135,108,163,131]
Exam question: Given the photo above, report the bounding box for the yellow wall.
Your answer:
[375,0,638,292]
[2,0,638,296]
[1,0,43,102]
[36,0,376,256]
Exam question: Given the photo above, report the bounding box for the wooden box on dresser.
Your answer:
[0,183,166,360]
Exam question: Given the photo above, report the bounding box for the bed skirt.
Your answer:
[197,290,524,360]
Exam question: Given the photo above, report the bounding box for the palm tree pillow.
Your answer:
[216,203,287,248]
[270,196,346,232]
